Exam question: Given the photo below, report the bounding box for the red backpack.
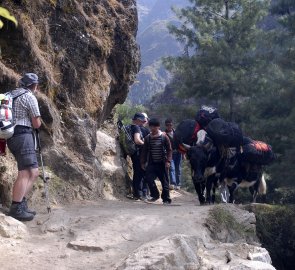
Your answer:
[241,139,275,165]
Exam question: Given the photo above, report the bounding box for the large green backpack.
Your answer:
[117,120,137,156]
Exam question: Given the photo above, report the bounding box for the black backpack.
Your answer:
[174,119,201,148]
[206,118,243,147]
[117,120,137,156]
[195,105,220,128]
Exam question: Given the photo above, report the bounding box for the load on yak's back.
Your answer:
[174,105,276,204]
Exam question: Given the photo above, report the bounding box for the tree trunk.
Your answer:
[225,0,229,20]
[229,88,234,122]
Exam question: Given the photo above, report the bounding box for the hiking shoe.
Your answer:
[169,185,175,190]
[163,201,172,205]
[139,196,148,202]
[21,198,36,215]
[147,197,159,202]
[8,203,34,221]
[175,186,181,190]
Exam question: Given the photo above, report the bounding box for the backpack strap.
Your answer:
[11,90,29,125]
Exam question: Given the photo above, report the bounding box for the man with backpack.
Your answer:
[165,118,182,190]
[6,73,42,221]
[130,112,147,200]
[141,118,172,204]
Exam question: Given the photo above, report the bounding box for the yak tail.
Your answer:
[258,173,267,195]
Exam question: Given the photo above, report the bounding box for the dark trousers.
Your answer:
[131,154,145,198]
[145,162,171,203]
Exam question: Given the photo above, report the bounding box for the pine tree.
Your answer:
[164,0,272,121]
[245,0,295,189]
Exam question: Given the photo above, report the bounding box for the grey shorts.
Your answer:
[7,130,38,171]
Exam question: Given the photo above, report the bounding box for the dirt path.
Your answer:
[0,190,211,270]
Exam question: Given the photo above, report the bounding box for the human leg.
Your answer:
[169,159,176,186]
[131,155,144,198]
[145,164,160,200]
[156,163,171,203]
[12,169,31,202]
[7,132,41,220]
[174,152,182,187]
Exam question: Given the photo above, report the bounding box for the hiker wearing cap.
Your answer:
[165,118,182,190]
[7,73,41,221]
[141,118,172,204]
[130,112,147,200]
[140,112,150,138]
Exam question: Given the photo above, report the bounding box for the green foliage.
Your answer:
[0,7,17,29]
[164,0,273,120]
[179,159,195,192]
[114,102,147,125]
[207,205,256,241]
[239,0,295,191]
[253,204,295,270]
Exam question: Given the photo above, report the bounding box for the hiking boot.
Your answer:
[175,186,181,190]
[21,198,36,215]
[8,203,34,221]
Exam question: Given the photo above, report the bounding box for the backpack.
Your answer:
[195,105,220,128]
[0,90,28,140]
[117,120,137,156]
[241,138,275,165]
[206,118,243,147]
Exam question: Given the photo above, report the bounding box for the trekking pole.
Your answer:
[117,119,133,142]
[35,129,51,213]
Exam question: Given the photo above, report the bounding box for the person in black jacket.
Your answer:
[130,113,146,200]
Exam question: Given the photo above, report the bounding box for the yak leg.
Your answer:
[228,182,238,203]
[250,181,259,203]
[193,180,206,205]
[206,174,216,204]
[206,176,213,204]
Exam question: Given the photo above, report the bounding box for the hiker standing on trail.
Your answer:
[7,73,42,221]
[165,118,182,190]
[140,112,150,138]
[130,112,147,200]
[141,118,172,204]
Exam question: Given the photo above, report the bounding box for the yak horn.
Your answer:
[181,143,191,150]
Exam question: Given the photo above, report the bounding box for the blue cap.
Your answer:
[132,112,146,122]
[19,73,39,87]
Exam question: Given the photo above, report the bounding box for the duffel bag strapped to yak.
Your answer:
[241,138,275,165]
[195,105,220,128]
[206,118,243,147]
[174,119,201,152]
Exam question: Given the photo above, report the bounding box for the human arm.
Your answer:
[134,132,144,145]
[31,116,41,129]
[164,134,172,168]
[140,136,149,170]
[27,94,41,129]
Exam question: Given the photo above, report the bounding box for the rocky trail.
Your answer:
[0,190,275,270]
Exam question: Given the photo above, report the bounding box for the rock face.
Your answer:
[0,0,139,205]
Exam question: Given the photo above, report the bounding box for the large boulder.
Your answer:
[0,214,28,239]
